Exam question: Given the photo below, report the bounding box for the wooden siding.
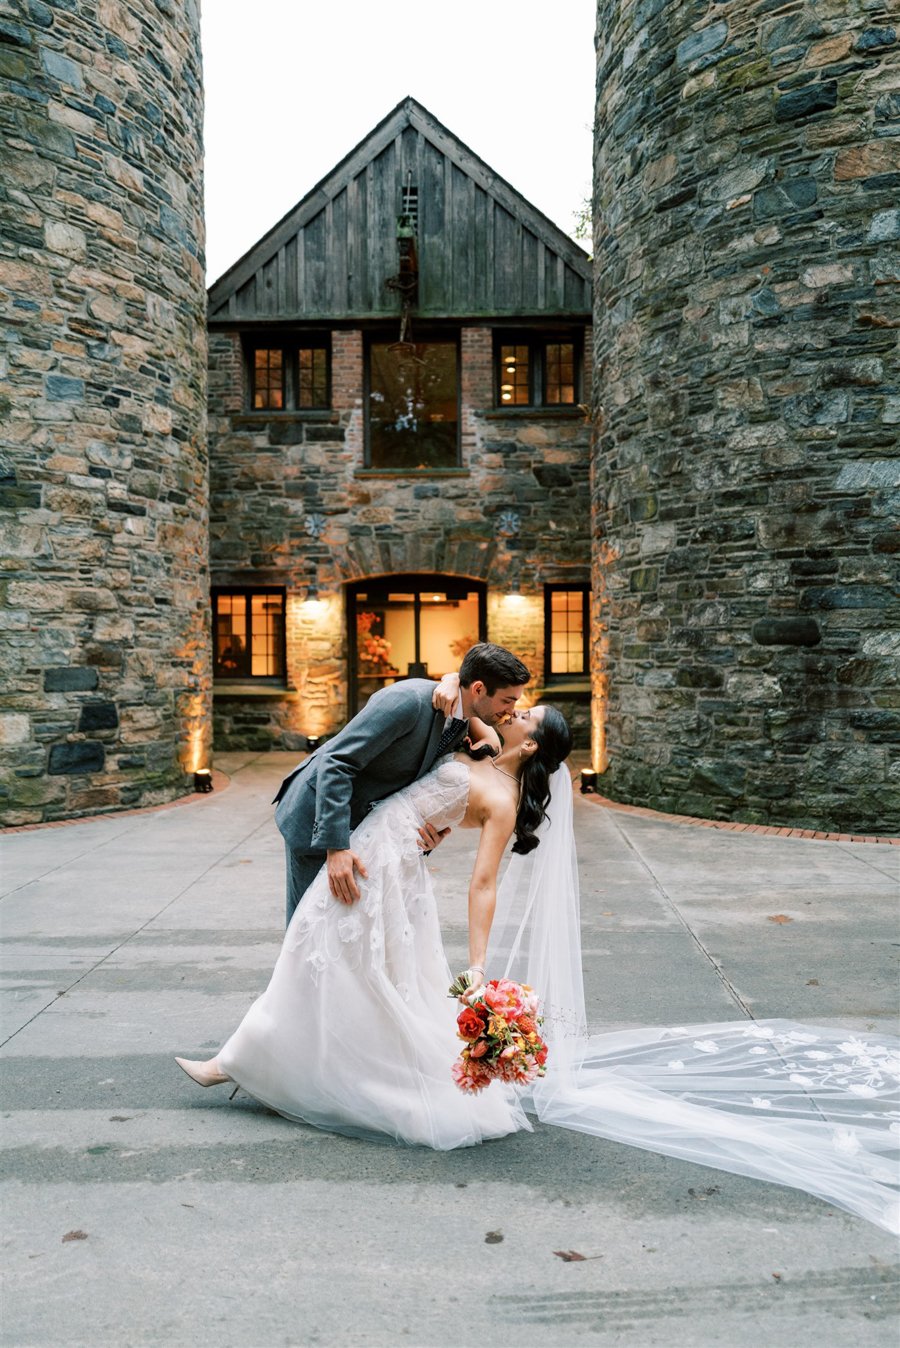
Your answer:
[208,99,591,323]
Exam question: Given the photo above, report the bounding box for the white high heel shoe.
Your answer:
[174,1056,231,1088]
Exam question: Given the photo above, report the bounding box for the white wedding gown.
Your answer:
[218,757,531,1148]
[216,757,900,1234]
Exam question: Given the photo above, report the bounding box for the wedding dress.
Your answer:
[217,756,899,1234]
[218,757,531,1148]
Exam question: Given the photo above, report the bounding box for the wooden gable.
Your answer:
[207,97,591,324]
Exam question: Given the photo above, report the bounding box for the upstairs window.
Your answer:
[253,348,284,410]
[496,333,580,408]
[248,339,329,411]
[213,589,285,682]
[544,585,589,680]
[367,337,459,470]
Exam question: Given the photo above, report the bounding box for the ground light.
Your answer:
[193,769,214,793]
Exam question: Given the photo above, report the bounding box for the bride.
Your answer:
[176,708,899,1235]
[176,705,572,1149]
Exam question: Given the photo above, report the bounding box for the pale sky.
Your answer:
[201,0,595,285]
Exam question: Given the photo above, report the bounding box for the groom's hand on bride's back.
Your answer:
[326,848,368,904]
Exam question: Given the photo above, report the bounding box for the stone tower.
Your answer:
[1,0,210,823]
[592,0,899,832]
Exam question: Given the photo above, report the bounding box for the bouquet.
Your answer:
[448,973,549,1094]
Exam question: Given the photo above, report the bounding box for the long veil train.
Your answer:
[487,768,900,1235]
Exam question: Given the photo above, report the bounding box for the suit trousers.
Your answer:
[285,842,327,926]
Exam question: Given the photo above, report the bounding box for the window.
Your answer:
[498,344,530,406]
[495,333,580,407]
[545,585,589,680]
[253,348,284,410]
[367,338,459,470]
[213,589,285,681]
[248,339,329,411]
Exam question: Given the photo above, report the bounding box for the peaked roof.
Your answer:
[208,97,592,323]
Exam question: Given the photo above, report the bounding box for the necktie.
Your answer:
[436,717,468,757]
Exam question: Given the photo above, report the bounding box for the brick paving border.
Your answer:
[581,790,900,845]
[1,769,231,835]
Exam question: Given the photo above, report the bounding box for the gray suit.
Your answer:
[273,679,467,924]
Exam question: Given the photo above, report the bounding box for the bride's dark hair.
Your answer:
[512,706,573,854]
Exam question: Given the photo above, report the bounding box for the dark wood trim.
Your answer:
[208,97,591,315]
[543,583,591,684]
[210,311,592,329]
[242,335,331,413]
[212,585,287,683]
[346,573,488,717]
[494,329,583,410]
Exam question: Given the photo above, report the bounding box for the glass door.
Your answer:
[347,574,486,714]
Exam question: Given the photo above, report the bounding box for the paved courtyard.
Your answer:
[1,751,898,1347]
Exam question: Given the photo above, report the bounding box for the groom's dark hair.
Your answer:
[459,642,530,694]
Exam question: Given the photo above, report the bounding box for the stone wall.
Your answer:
[208,327,593,749]
[592,0,899,832]
[0,0,210,823]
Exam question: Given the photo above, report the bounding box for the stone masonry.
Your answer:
[592,0,899,833]
[0,0,210,824]
[208,328,593,749]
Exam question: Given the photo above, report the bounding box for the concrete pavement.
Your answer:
[1,751,898,1347]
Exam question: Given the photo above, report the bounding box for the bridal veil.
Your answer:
[487,767,900,1235]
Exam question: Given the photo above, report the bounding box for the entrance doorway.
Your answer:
[347,574,487,714]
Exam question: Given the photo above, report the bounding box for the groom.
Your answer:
[273,642,530,923]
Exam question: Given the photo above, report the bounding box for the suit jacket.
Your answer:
[273,679,460,855]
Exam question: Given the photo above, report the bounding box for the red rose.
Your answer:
[457,1007,487,1041]
[469,1038,490,1059]
[535,1046,548,1066]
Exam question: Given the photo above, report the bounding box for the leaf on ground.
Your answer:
[62,1230,88,1243]
[484,1230,504,1244]
[688,1186,719,1200]
[554,1249,587,1262]
[805,978,819,986]
[109,1116,132,1122]
[767,914,793,924]
[771,1272,782,1282]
